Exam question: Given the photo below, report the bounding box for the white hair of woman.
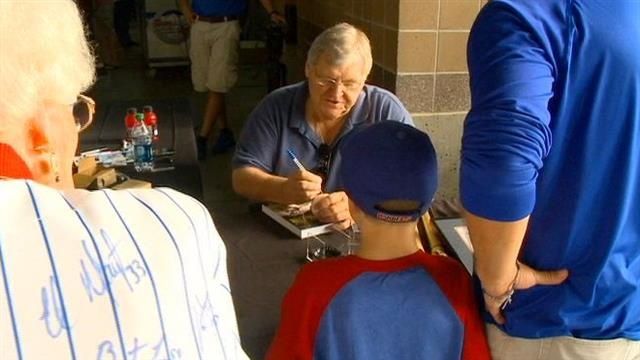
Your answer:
[305,22,373,78]
[0,0,95,188]
[0,0,95,131]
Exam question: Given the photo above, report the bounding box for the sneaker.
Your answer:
[196,135,208,161]
[211,128,236,155]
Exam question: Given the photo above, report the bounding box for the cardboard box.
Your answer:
[73,155,152,190]
[76,156,97,176]
[73,173,95,189]
[73,156,98,189]
[89,168,118,190]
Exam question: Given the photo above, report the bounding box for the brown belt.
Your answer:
[195,14,239,23]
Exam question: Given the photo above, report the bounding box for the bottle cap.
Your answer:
[127,107,137,115]
[143,105,153,113]
[136,113,144,120]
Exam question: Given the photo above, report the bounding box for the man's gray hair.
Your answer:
[306,23,373,78]
[0,0,95,132]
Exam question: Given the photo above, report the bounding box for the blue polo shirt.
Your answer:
[461,0,640,339]
[233,81,414,192]
[192,0,246,17]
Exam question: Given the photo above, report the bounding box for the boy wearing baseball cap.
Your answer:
[267,121,490,360]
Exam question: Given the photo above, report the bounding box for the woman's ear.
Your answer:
[25,118,60,186]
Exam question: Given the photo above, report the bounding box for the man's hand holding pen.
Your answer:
[282,170,323,204]
[283,149,323,203]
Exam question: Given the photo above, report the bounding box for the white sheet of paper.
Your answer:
[454,225,474,252]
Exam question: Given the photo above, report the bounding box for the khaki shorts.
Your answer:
[487,324,640,360]
[189,20,241,93]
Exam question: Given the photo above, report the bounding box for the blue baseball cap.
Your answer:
[339,121,438,223]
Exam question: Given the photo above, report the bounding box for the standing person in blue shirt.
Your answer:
[179,0,284,160]
[460,1,640,359]
[232,23,414,229]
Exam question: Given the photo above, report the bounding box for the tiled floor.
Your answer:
[90,40,298,358]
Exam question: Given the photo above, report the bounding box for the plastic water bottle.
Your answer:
[132,113,154,172]
[122,139,134,162]
[122,108,137,162]
[124,107,137,141]
[143,105,159,142]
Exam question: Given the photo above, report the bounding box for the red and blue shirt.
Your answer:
[267,251,490,359]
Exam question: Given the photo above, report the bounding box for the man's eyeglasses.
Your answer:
[314,77,363,91]
[312,68,364,92]
[72,94,95,133]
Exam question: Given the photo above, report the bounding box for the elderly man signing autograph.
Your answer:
[232,23,414,229]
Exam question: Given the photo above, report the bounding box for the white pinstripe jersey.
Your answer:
[0,180,249,360]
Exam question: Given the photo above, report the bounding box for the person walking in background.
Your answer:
[268,121,490,360]
[0,1,247,358]
[92,0,121,70]
[179,0,284,160]
[461,1,640,359]
[113,0,138,48]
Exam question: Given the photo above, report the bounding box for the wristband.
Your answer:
[482,262,520,310]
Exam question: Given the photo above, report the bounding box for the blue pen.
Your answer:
[287,148,306,171]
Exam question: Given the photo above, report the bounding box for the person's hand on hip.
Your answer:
[483,261,569,324]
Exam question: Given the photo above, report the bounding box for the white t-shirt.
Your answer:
[0,180,248,360]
